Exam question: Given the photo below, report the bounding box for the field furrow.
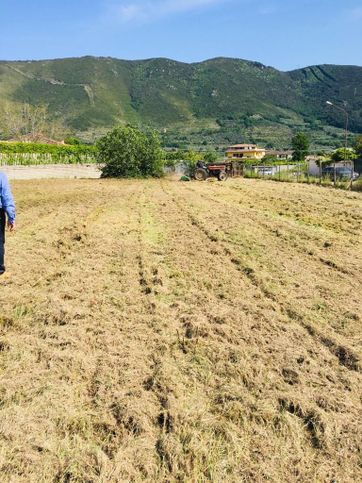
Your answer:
[0,178,361,482]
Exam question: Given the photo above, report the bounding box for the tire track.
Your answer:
[165,181,361,373]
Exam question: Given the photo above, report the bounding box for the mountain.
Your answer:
[0,56,361,149]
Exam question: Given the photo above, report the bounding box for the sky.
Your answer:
[0,0,361,70]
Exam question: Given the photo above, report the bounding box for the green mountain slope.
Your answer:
[0,56,361,149]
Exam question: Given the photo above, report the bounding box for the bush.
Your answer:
[203,151,218,163]
[331,148,357,162]
[261,154,279,164]
[64,137,81,145]
[97,125,164,178]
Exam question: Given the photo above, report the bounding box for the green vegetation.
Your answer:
[97,125,164,178]
[203,150,218,162]
[64,136,81,145]
[262,154,280,163]
[0,57,361,149]
[165,149,214,176]
[0,141,95,155]
[331,147,357,161]
[355,135,362,157]
[0,141,96,165]
[292,132,310,161]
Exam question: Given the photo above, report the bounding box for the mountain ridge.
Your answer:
[0,56,361,148]
[2,55,361,70]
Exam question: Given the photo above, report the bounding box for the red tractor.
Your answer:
[193,160,232,181]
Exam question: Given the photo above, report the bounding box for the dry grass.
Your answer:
[0,177,361,482]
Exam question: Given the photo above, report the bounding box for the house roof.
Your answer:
[266,150,293,155]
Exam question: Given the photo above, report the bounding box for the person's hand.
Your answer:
[7,221,15,232]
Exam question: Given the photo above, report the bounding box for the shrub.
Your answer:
[203,151,218,163]
[331,148,357,162]
[64,137,81,145]
[97,125,164,178]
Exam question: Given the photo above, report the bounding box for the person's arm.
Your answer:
[0,174,16,229]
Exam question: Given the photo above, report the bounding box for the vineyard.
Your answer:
[0,142,97,165]
[0,178,361,482]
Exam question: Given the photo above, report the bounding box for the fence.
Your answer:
[244,163,306,180]
[243,162,361,191]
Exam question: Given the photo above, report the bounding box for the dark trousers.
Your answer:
[0,209,5,274]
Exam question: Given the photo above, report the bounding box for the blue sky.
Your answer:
[0,0,361,70]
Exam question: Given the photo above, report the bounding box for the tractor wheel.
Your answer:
[194,168,208,181]
[218,171,228,181]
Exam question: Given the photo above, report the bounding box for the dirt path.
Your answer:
[0,178,361,482]
[2,164,101,180]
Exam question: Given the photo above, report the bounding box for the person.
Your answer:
[0,171,16,275]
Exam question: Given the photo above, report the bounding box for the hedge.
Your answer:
[0,142,97,165]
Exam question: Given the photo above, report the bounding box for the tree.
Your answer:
[331,148,357,162]
[203,150,218,163]
[0,102,68,141]
[97,125,164,178]
[354,134,362,158]
[292,132,309,161]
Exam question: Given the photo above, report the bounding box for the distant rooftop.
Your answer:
[266,150,293,155]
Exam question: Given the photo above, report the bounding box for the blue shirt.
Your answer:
[0,172,16,224]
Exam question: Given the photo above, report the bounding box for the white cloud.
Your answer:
[107,0,230,24]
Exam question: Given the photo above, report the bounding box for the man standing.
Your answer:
[0,171,16,275]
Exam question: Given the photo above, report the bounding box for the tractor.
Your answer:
[193,160,232,181]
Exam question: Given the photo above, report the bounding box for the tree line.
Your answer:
[1,102,362,177]
[291,132,362,162]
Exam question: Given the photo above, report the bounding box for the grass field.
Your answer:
[0,178,361,482]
